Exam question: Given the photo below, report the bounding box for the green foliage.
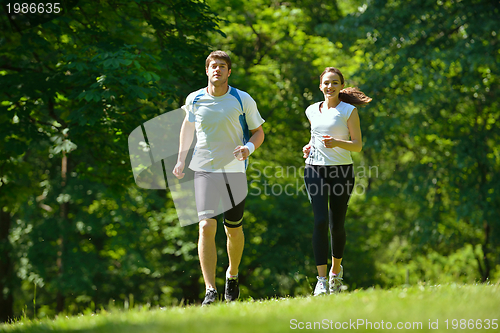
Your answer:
[1,0,222,320]
[1,0,499,321]
[203,0,364,295]
[379,243,483,286]
[318,0,500,284]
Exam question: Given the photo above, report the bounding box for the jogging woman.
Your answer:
[302,67,372,295]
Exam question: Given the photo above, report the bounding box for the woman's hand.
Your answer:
[302,144,311,158]
[321,135,338,148]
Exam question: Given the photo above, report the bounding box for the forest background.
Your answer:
[0,0,498,322]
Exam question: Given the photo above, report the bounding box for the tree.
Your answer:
[1,0,222,320]
[203,0,381,294]
[322,0,500,282]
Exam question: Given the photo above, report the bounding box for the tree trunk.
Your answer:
[481,222,490,282]
[0,209,14,322]
[56,150,68,313]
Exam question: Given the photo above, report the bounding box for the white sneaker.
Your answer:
[329,265,344,294]
[313,276,328,296]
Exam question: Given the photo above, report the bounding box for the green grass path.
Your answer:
[2,284,499,332]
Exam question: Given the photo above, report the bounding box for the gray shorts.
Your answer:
[194,171,247,228]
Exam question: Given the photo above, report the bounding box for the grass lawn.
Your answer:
[2,283,499,332]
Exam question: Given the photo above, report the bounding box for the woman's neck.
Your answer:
[323,96,341,109]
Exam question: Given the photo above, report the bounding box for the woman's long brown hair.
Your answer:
[320,67,372,106]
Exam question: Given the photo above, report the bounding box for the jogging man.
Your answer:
[173,50,265,305]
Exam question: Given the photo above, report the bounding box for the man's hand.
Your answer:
[233,146,250,161]
[173,161,186,179]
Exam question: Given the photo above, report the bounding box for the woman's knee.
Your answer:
[314,216,329,229]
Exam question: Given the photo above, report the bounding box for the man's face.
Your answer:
[206,59,231,86]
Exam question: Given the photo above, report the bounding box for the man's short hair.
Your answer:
[205,50,232,70]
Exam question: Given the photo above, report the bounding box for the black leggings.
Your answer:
[304,164,355,266]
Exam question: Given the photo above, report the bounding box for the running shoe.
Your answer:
[329,265,344,294]
[202,288,218,306]
[313,276,328,296]
[225,275,240,302]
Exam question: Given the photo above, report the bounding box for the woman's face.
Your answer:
[320,72,344,99]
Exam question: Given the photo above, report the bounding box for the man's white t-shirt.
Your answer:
[183,86,265,172]
[305,101,356,166]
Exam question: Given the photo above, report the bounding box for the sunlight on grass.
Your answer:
[2,283,499,332]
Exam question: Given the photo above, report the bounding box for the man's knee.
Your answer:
[223,215,243,229]
[225,224,244,239]
[199,218,217,237]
